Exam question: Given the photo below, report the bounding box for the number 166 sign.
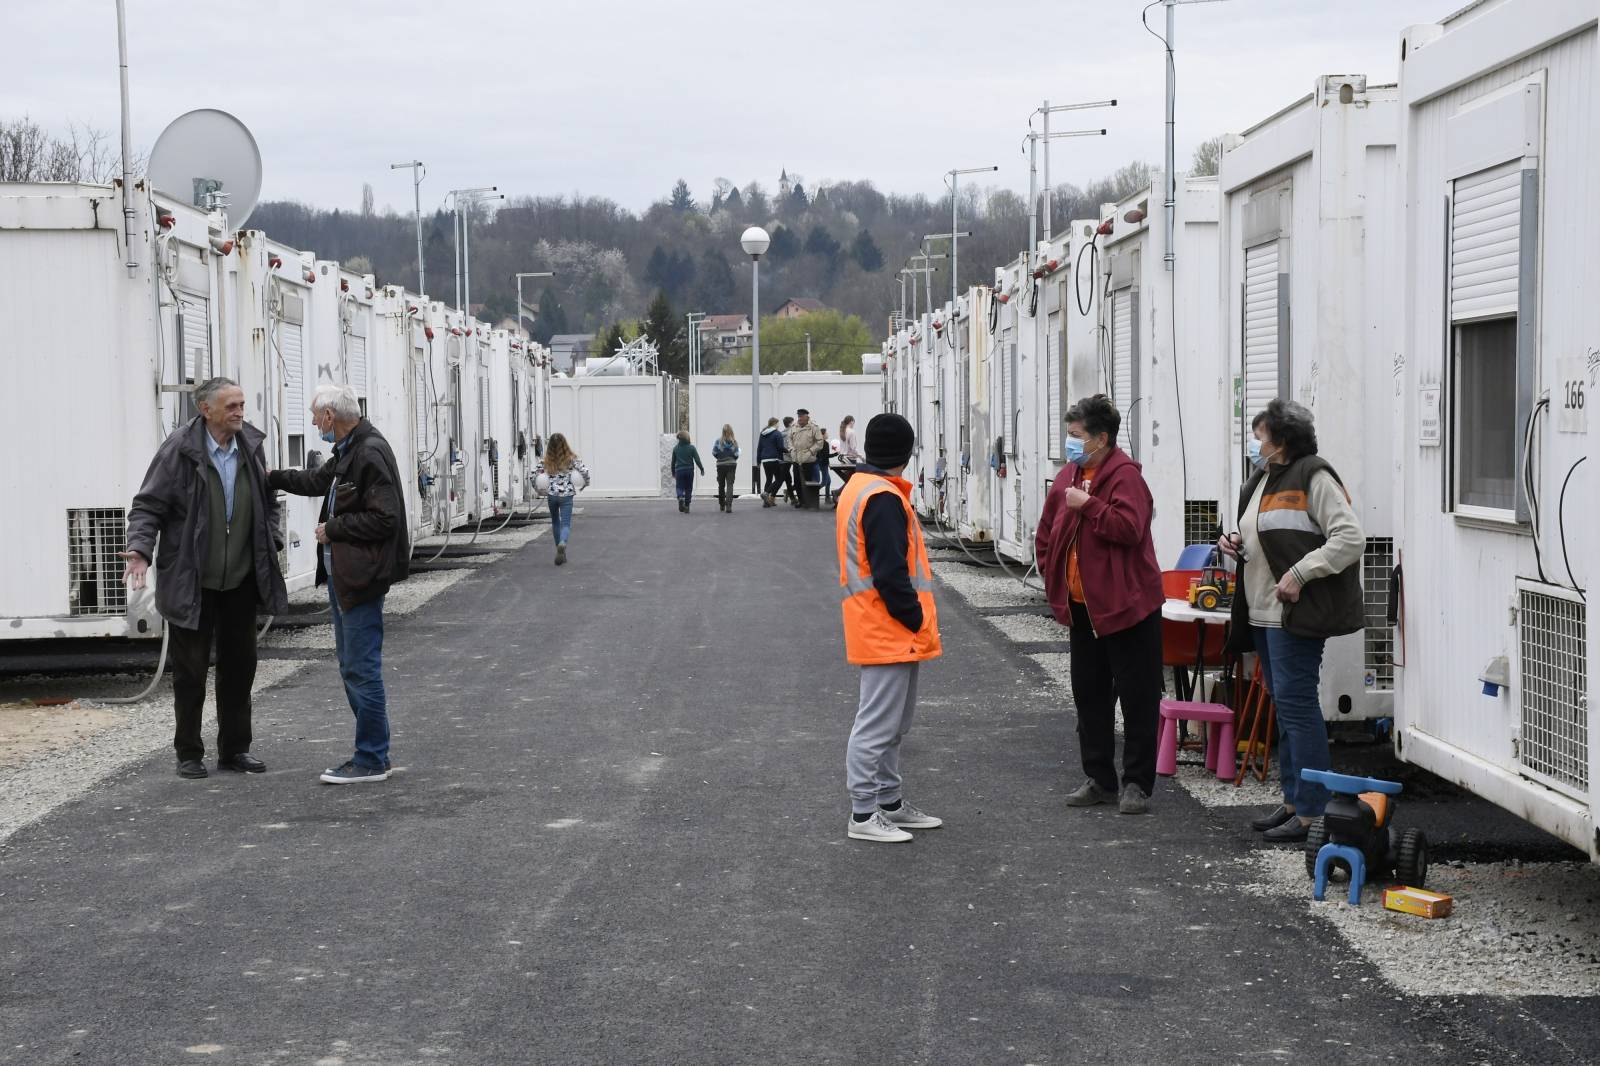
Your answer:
[1557,354,1591,434]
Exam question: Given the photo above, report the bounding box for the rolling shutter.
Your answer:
[1243,241,1281,418]
[281,322,305,434]
[1047,328,1063,460]
[178,296,209,381]
[348,334,368,396]
[479,373,490,442]
[1111,288,1133,410]
[1451,161,1521,321]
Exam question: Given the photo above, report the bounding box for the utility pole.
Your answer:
[1158,0,1229,269]
[115,0,137,277]
[391,161,426,295]
[946,166,997,310]
[804,331,812,371]
[1029,100,1116,250]
[449,186,500,313]
[515,271,552,339]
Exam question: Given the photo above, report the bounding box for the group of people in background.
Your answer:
[840,394,1366,845]
[671,409,864,514]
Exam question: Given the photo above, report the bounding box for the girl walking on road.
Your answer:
[534,432,590,566]
[711,424,741,513]
[671,430,704,513]
[757,417,787,507]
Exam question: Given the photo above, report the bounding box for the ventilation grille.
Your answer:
[1183,500,1220,545]
[1517,583,1587,798]
[67,509,128,616]
[1362,538,1395,692]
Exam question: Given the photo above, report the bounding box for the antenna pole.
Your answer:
[1165,0,1177,270]
[115,0,137,277]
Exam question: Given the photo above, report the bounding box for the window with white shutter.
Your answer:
[1242,241,1282,425]
[1111,289,1132,412]
[348,334,368,396]
[281,322,305,435]
[1449,160,1535,519]
[413,359,429,459]
[178,296,209,383]
[1047,327,1063,460]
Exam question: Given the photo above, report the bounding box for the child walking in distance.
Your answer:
[533,432,590,566]
[711,424,741,513]
[671,431,704,513]
[835,413,943,842]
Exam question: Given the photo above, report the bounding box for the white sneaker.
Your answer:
[847,810,913,843]
[880,801,943,830]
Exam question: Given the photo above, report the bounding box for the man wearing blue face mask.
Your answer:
[270,384,410,784]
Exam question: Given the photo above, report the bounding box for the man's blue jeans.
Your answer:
[1252,625,1330,816]
[547,495,573,545]
[328,585,390,770]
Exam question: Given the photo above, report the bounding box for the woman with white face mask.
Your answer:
[1219,400,1365,843]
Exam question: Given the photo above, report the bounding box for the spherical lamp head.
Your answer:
[740,226,771,259]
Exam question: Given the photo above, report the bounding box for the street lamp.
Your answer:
[391,160,425,296]
[740,225,770,495]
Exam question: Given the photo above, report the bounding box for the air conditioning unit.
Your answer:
[1515,580,1588,801]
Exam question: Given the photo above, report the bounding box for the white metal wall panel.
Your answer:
[349,334,368,396]
[178,296,209,381]
[1243,242,1280,417]
[1111,289,1133,411]
[281,322,305,434]
[1450,161,1522,320]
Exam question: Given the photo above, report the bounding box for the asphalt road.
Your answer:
[0,500,1590,1064]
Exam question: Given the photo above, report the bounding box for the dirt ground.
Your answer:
[0,701,125,768]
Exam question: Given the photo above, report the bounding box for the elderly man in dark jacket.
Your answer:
[123,377,289,779]
[271,383,410,784]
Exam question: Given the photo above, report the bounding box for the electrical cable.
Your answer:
[96,619,170,705]
[1521,397,1550,584]
[1557,455,1586,600]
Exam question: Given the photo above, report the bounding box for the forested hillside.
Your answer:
[249,165,1156,354]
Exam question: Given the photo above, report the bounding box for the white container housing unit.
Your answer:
[1218,74,1404,721]
[1096,175,1226,570]
[0,182,221,639]
[1393,0,1597,858]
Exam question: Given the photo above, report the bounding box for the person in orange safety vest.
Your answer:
[834,413,943,843]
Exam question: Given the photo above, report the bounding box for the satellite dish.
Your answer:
[148,109,263,229]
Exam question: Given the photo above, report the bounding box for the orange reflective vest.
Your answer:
[835,472,941,665]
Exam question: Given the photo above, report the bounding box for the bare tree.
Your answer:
[0,116,145,183]
[1191,135,1226,177]
[360,182,375,216]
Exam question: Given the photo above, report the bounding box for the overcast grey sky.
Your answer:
[8,0,1453,215]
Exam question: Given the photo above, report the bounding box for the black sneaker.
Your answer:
[319,760,391,785]
[1263,818,1310,843]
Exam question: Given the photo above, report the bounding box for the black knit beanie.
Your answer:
[864,413,915,469]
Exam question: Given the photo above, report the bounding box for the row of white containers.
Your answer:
[0,180,560,640]
[882,0,1599,859]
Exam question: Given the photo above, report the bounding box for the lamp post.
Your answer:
[391,160,426,295]
[740,226,770,495]
[945,166,997,309]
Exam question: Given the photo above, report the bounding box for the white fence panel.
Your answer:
[548,376,665,496]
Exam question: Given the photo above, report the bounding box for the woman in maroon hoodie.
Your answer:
[1035,394,1166,814]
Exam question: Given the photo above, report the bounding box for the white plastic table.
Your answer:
[1162,598,1231,701]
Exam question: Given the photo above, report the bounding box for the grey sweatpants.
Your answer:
[846,662,920,815]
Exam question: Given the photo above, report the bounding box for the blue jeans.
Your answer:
[547,494,573,545]
[328,585,390,770]
[1252,626,1330,816]
[674,468,695,503]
